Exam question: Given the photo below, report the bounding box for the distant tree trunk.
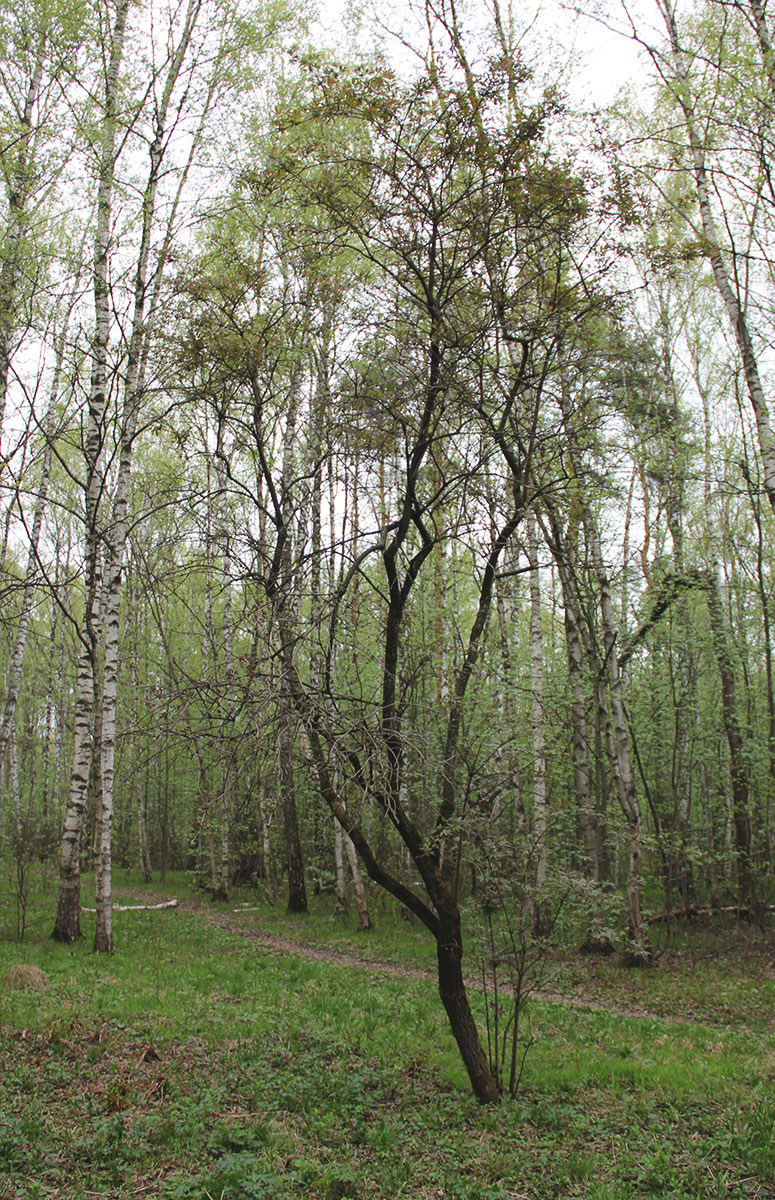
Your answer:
[561,562,598,881]
[741,456,775,868]
[0,320,65,775]
[8,723,21,833]
[214,453,233,902]
[0,47,44,450]
[588,522,650,958]
[704,569,758,916]
[257,789,275,904]
[131,641,153,882]
[137,777,152,883]
[551,343,649,957]
[539,504,599,881]
[344,830,371,930]
[334,816,347,910]
[526,509,548,926]
[280,701,306,912]
[277,366,307,915]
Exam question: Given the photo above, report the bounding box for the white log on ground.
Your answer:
[82,899,179,913]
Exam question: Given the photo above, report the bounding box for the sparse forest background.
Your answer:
[2,0,775,1103]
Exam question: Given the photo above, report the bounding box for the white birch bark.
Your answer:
[41,603,57,821]
[9,721,21,834]
[53,0,130,944]
[94,0,206,951]
[52,534,69,813]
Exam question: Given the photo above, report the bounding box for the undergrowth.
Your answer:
[0,871,773,1198]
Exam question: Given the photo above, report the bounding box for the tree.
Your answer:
[623,0,775,516]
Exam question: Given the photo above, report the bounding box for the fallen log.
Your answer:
[81,899,179,913]
[648,903,775,924]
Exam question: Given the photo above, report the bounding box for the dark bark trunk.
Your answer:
[437,909,500,1104]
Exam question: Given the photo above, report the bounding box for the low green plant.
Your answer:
[0,871,773,1199]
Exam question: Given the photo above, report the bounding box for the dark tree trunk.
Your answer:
[436,909,500,1104]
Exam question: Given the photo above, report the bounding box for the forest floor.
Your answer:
[182,896,770,1031]
[0,872,774,1200]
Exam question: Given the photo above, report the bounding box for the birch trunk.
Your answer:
[53,0,130,945]
[94,0,205,951]
[41,600,57,822]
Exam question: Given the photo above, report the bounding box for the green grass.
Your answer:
[0,870,774,1198]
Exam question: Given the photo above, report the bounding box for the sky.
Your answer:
[311,0,649,108]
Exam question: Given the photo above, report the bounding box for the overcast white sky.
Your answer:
[311,0,649,109]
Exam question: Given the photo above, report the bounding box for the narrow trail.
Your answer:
[112,888,756,1032]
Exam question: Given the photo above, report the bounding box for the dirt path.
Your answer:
[113,888,753,1030]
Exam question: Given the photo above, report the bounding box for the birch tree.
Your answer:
[52,0,130,944]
